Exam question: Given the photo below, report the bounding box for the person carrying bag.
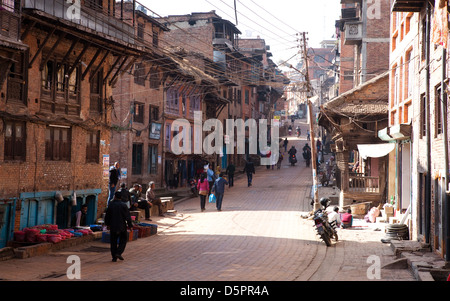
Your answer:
[209,193,216,204]
[197,173,209,211]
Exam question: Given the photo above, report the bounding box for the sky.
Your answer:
[139,0,341,68]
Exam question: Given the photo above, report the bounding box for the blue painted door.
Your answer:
[20,199,55,229]
[0,204,12,248]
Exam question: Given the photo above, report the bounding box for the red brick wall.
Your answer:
[0,26,116,229]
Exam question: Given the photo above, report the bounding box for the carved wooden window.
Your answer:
[45,125,71,161]
[4,120,25,161]
[90,68,103,114]
[149,105,159,123]
[40,58,80,115]
[7,51,26,104]
[133,102,144,123]
[86,130,100,163]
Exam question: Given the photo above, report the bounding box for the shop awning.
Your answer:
[357,143,395,160]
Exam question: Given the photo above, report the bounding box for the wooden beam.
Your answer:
[82,48,103,81]
[110,56,137,87]
[29,27,56,68]
[67,42,90,77]
[20,20,36,41]
[103,55,122,83]
[109,56,129,86]
[57,37,79,73]
[90,50,110,82]
[39,33,67,71]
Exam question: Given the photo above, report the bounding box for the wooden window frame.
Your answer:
[132,143,143,175]
[148,144,158,174]
[7,51,27,104]
[86,130,100,163]
[134,62,146,86]
[41,58,81,115]
[90,67,103,114]
[45,125,71,162]
[3,119,26,161]
[149,105,159,123]
[133,102,145,124]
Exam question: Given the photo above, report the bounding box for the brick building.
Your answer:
[319,72,390,208]
[110,2,169,190]
[318,0,392,209]
[387,0,450,260]
[158,11,287,171]
[0,0,144,247]
[336,0,391,92]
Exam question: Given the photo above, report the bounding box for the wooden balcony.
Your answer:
[349,175,380,193]
[23,0,135,45]
[0,7,20,41]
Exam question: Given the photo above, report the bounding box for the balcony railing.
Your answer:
[349,175,380,193]
[23,0,135,44]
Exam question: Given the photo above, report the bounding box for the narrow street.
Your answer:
[0,120,416,284]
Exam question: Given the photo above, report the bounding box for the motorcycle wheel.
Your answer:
[333,232,339,241]
[321,233,332,246]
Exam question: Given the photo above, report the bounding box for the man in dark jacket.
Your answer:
[117,183,132,209]
[243,159,256,187]
[105,191,133,262]
[212,173,228,211]
[226,162,235,187]
[108,162,121,206]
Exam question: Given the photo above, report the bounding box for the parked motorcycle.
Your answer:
[313,197,338,246]
[189,179,198,197]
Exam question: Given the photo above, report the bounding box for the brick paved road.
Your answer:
[0,121,416,284]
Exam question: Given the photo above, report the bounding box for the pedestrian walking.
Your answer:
[243,158,256,187]
[211,172,228,211]
[283,138,288,152]
[108,162,120,206]
[277,152,283,169]
[226,161,235,187]
[206,163,215,195]
[104,191,133,262]
[197,173,209,211]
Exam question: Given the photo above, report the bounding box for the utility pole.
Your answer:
[299,32,320,211]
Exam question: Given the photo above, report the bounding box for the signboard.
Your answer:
[121,168,127,179]
[149,123,162,140]
[102,155,110,179]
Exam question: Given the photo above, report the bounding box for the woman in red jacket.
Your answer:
[341,208,353,229]
[197,173,209,212]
